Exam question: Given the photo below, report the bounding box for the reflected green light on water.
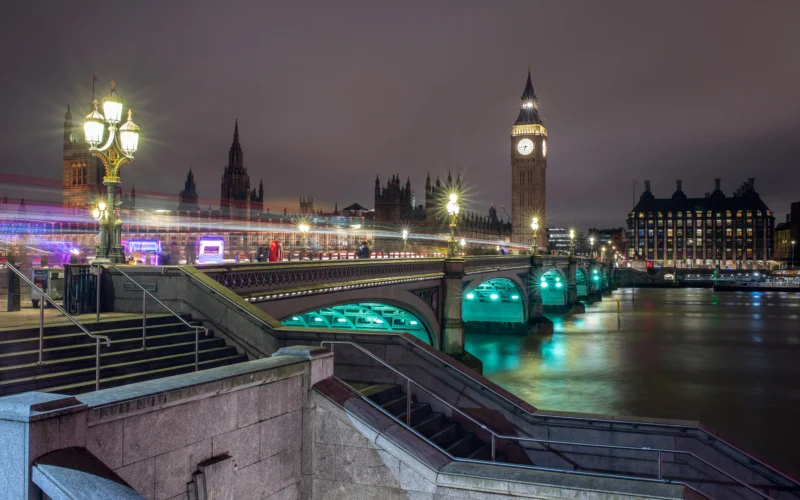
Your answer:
[465,288,800,477]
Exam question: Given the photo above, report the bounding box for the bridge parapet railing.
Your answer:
[464,255,531,273]
[199,258,445,293]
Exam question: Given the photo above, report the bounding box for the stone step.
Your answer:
[0,337,227,381]
[0,330,205,367]
[42,354,248,395]
[382,394,415,416]
[414,412,447,437]
[396,403,432,426]
[429,422,463,449]
[0,322,202,352]
[0,345,240,396]
[446,432,478,457]
[360,383,402,405]
[0,314,190,341]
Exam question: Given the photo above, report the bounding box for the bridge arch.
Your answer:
[280,301,436,346]
[462,277,526,323]
[539,268,568,306]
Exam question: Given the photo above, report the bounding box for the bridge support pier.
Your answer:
[527,255,553,335]
[568,257,585,314]
[441,258,482,372]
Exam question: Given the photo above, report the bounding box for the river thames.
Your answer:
[465,287,800,476]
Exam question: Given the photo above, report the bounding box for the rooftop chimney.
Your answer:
[714,178,721,191]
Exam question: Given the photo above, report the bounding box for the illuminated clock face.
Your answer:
[542,139,547,158]
[517,138,534,155]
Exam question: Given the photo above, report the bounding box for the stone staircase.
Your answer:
[0,314,247,396]
[351,382,532,465]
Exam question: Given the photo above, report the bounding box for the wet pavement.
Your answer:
[466,287,800,476]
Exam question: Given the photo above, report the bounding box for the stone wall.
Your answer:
[311,378,692,500]
[0,351,333,500]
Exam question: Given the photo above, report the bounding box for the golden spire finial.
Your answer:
[127,109,132,120]
[92,99,99,109]
[111,80,116,91]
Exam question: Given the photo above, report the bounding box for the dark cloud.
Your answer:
[1,1,799,228]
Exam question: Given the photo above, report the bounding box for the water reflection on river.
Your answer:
[465,287,800,476]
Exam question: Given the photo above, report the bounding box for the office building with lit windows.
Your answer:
[627,178,774,269]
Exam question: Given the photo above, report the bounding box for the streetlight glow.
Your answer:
[119,110,140,155]
[102,82,123,124]
[446,191,460,257]
[84,102,105,147]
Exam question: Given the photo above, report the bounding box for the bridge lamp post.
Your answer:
[84,81,140,263]
[531,217,539,255]
[792,240,796,269]
[446,193,460,258]
[298,223,310,258]
[569,229,575,256]
[402,229,408,249]
[589,236,595,259]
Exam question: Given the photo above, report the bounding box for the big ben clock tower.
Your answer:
[510,69,547,249]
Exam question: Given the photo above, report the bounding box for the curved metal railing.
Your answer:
[321,340,772,500]
[106,263,207,371]
[2,263,110,390]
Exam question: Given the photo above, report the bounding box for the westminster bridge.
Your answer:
[103,254,611,359]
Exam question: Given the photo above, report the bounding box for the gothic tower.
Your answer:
[178,168,199,212]
[220,120,252,218]
[510,69,547,248]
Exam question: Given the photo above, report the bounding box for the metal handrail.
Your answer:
[105,263,207,371]
[322,340,772,500]
[174,264,788,491]
[2,263,110,391]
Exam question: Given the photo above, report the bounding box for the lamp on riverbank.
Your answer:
[446,192,459,258]
[569,229,575,255]
[84,81,140,263]
[531,217,539,254]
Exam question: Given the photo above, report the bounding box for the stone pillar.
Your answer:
[527,255,553,334]
[442,258,466,354]
[272,345,334,500]
[567,256,585,313]
[6,264,21,312]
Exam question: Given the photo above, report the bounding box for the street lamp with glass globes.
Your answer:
[569,229,575,255]
[298,222,310,258]
[446,192,460,257]
[589,236,595,259]
[402,229,408,248]
[792,240,796,268]
[531,217,539,254]
[84,81,140,263]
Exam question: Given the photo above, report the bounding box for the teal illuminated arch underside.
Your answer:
[539,269,567,306]
[463,278,524,322]
[281,302,433,345]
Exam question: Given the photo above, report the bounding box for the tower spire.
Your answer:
[514,68,543,125]
[233,119,240,145]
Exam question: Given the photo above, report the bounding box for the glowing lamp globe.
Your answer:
[84,104,105,147]
[92,209,101,220]
[102,82,123,124]
[531,217,539,231]
[119,110,140,155]
[402,229,408,240]
[97,202,107,211]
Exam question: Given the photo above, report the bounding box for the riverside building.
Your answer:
[627,179,774,269]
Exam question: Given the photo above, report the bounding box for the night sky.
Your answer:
[2,1,799,229]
